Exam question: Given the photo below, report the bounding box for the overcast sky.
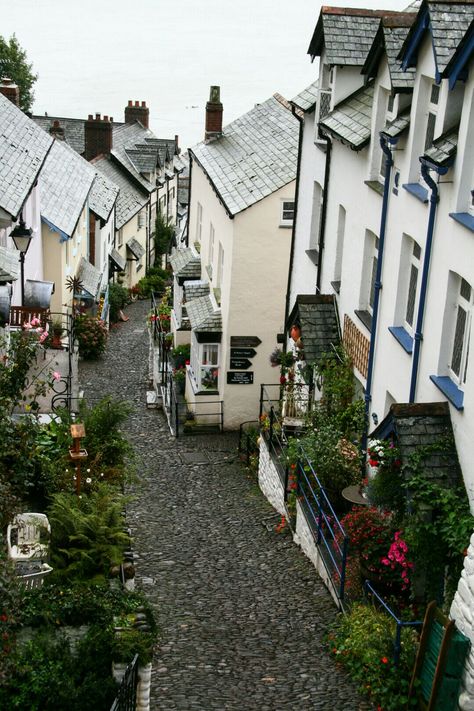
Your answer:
[2,0,409,149]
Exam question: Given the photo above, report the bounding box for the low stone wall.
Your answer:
[257,437,286,516]
[450,532,474,710]
[294,501,340,608]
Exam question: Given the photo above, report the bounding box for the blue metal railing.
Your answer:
[364,582,422,666]
[297,454,349,602]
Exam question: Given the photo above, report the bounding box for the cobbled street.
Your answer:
[80,301,370,711]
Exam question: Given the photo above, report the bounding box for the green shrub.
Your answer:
[79,396,133,469]
[135,266,169,298]
[108,283,129,322]
[74,316,108,360]
[328,602,419,710]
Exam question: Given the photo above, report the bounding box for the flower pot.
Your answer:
[290,325,301,342]
[51,333,63,349]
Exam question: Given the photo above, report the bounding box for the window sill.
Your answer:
[402,183,429,204]
[388,326,413,354]
[449,212,474,233]
[430,375,464,410]
[364,180,384,196]
[355,309,372,332]
[279,224,293,229]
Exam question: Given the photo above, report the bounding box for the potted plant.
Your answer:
[171,344,191,369]
[173,366,187,394]
[51,318,65,349]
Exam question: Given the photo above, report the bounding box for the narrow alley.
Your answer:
[80,301,369,711]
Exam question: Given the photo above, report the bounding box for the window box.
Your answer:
[430,375,464,410]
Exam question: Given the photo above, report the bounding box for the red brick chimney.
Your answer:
[50,119,65,140]
[205,86,223,142]
[84,113,113,160]
[124,100,149,128]
[0,77,20,107]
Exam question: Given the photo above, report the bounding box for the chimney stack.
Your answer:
[124,99,149,128]
[84,113,113,161]
[49,119,65,140]
[0,77,20,107]
[205,86,223,142]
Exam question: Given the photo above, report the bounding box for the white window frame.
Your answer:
[190,333,220,391]
[196,202,203,243]
[137,211,145,230]
[208,223,215,277]
[216,242,224,290]
[449,277,472,386]
[280,200,295,227]
[403,240,421,334]
[360,231,379,315]
[309,183,323,250]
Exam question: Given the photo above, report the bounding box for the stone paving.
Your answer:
[80,301,371,711]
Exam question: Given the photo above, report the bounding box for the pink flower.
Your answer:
[52,371,61,381]
[23,322,32,330]
[30,317,40,326]
[39,332,48,343]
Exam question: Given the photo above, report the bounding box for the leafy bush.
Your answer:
[74,316,108,359]
[108,283,129,322]
[79,396,133,470]
[328,602,419,710]
[135,266,169,298]
[47,485,130,582]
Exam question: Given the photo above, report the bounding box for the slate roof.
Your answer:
[111,123,156,192]
[184,279,210,302]
[93,155,147,229]
[287,294,340,365]
[291,80,319,112]
[308,7,400,65]
[76,256,102,298]
[0,245,20,282]
[186,295,222,333]
[0,94,53,220]
[190,95,299,217]
[88,171,119,222]
[399,0,474,76]
[320,83,374,150]
[126,237,145,260]
[424,126,458,166]
[32,115,94,155]
[363,15,417,90]
[109,248,126,272]
[169,248,201,282]
[371,402,463,488]
[381,110,411,139]
[39,139,95,239]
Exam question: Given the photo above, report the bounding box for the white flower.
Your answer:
[86,477,92,484]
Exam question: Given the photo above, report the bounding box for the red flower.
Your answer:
[381,656,389,664]
[280,375,286,384]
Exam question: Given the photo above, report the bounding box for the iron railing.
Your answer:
[238,420,260,467]
[110,654,139,711]
[297,453,349,602]
[364,582,422,666]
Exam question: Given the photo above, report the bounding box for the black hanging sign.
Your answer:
[230,358,252,370]
[227,371,254,385]
[230,348,257,359]
[230,336,262,348]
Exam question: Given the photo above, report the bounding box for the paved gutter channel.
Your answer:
[80,301,371,710]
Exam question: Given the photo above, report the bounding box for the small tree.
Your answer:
[153,209,174,267]
[0,34,38,112]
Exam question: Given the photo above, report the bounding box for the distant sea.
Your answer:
[2,0,407,150]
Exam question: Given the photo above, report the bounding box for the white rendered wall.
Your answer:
[450,533,474,710]
[257,437,286,516]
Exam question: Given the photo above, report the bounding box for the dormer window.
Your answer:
[424,83,439,151]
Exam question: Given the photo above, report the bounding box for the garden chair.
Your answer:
[6,513,51,562]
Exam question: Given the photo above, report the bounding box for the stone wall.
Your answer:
[294,501,340,608]
[450,533,474,710]
[257,437,286,516]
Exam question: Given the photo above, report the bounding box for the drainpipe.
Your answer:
[185,156,193,248]
[284,106,304,333]
[361,133,397,455]
[409,159,449,402]
[316,134,332,293]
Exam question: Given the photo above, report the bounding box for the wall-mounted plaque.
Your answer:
[227,371,254,385]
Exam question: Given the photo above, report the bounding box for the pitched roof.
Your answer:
[111,122,157,192]
[190,95,299,217]
[287,294,340,365]
[320,83,374,150]
[363,15,417,90]
[39,139,95,239]
[32,115,91,154]
[381,109,411,139]
[0,245,20,282]
[371,402,463,489]
[291,80,319,112]
[399,0,474,81]
[184,279,210,302]
[0,94,53,220]
[93,155,147,229]
[76,256,102,298]
[169,247,201,282]
[88,171,119,222]
[126,237,145,260]
[424,126,458,166]
[186,295,222,333]
[308,7,400,65]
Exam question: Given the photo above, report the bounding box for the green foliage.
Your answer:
[314,346,360,429]
[328,602,419,710]
[0,551,23,684]
[79,396,133,470]
[367,462,405,517]
[171,343,191,359]
[108,283,129,322]
[0,330,50,414]
[0,34,37,112]
[74,315,108,359]
[47,485,130,582]
[153,209,174,263]
[135,266,169,298]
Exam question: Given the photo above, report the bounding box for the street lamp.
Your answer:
[10,216,33,306]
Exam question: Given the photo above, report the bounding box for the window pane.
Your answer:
[460,278,471,301]
[451,305,467,376]
[405,264,418,327]
[430,84,440,105]
[424,113,436,150]
[369,256,378,309]
[413,242,421,259]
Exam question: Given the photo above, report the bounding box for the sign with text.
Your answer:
[230,336,262,348]
[227,371,254,385]
[230,358,252,370]
[230,348,257,359]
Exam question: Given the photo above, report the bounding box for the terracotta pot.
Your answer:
[290,325,301,342]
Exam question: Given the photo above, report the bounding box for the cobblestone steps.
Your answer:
[79,301,372,711]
